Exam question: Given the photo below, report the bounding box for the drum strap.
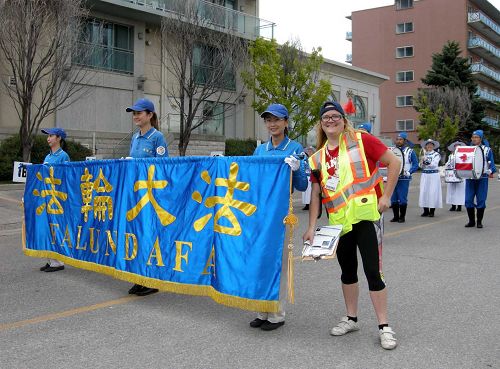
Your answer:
[422,169,438,174]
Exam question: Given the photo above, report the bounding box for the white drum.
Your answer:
[444,169,462,183]
[389,146,404,176]
[454,146,484,179]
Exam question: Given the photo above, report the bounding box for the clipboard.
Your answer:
[302,225,342,261]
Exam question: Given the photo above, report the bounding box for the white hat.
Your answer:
[447,141,465,152]
[420,138,440,150]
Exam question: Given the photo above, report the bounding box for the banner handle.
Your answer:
[283,170,297,304]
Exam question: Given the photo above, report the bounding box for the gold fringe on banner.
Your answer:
[283,171,298,304]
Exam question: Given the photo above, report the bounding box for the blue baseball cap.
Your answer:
[260,104,289,119]
[41,127,67,140]
[358,123,372,133]
[472,129,484,139]
[320,101,345,117]
[397,132,408,140]
[126,98,155,113]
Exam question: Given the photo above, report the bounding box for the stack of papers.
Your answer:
[302,225,342,260]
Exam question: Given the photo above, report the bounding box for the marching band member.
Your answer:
[419,139,442,217]
[445,141,466,212]
[465,130,497,228]
[39,127,70,272]
[358,122,372,134]
[303,101,400,350]
[390,132,418,223]
[125,98,168,296]
[250,103,308,331]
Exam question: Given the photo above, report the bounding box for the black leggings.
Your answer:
[336,220,386,291]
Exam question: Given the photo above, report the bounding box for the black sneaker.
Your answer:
[44,265,65,272]
[40,263,50,271]
[128,284,143,294]
[135,287,159,296]
[260,321,285,331]
[249,318,267,328]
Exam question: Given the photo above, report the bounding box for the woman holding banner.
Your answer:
[125,98,169,296]
[39,127,70,272]
[249,103,308,331]
[303,101,400,350]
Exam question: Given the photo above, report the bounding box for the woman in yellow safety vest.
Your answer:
[303,101,400,350]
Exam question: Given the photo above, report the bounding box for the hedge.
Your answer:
[224,138,257,156]
[0,134,92,181]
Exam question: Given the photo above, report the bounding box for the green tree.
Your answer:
[241,38,331,139]
[421,40,485,135]
[416,99,459,150]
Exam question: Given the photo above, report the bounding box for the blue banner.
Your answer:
[23,156,291,312]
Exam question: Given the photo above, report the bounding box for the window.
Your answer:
[330,90,341,102]
[395,0,413,10]
[353,95,367,121]
[396,46,414,58]
[396,22,413,33]
[396,95,413,107]
[396,70,414,82]
[201,102,225,136]
[193,45,236,90]
[74,19,134,74]
[396,119,414,131]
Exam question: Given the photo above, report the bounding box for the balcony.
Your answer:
[346,53,352,64]
[470,62,500,89]
[476,88,500,103]
[91,0,275,40]
[468,36,500,68]
[468,11,500,42]
[346,31,352,41]
[482,116,499,128]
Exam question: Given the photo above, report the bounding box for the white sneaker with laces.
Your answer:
[379,326,397,350]
[330,316,359,336]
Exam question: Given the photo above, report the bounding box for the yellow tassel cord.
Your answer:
[283,171,298,304]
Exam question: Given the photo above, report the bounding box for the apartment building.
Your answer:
[347,0,500,143]
[0,0,387,157]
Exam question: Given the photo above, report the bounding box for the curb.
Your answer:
[0,183,25,191]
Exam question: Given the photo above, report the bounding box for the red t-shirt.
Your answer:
[310,133,388,197]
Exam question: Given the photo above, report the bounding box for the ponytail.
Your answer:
[149,111,159,130]
[59,137,67,152]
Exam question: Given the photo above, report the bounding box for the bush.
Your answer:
[0,134,92,181]
[224,138,257,156]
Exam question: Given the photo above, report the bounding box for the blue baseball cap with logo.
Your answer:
[358,123,372,133]
[397,132,408,140]
[41,127,67,140]
[126,98,155,113]
[260,103,289,119]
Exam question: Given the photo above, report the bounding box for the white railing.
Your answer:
[346,53,352,63]
[470,62,500,83]
[114,0,275,40]
[468,36,500,58]
[476,88,500,103]
[482,116,499,128]
[468,11,500,36]
[346,31,352,40]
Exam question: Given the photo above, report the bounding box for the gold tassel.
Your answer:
[283,170,298,304]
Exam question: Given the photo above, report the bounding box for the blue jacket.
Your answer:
[253,136,308,191]
[129,128,168,158]
[43,148,70,164]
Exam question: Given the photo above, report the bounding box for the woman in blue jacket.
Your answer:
[249,103,307,331]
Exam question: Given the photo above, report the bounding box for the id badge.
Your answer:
[325,176,339,191]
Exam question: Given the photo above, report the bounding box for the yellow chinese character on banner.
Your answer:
[80,168,114,222]
[126,164,176,226]
[93,168,113,221]
[33,167,68,215]
[192,162,257,236]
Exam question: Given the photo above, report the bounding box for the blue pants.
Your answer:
[465,177,488,208]
[391,179,410,205]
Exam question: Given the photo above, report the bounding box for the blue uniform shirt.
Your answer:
[129,128,169,158]
[253,136,308,191]
[43,148,70,164]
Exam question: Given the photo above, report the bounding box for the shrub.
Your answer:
[0,134,92,181]
[224,138,257,156]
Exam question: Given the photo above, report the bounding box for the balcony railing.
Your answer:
[468,36,500,58]
[476,88,500,103]
[482,116,499,128]
[346,31,352,41]
[470,62,500,83]
[468,11,500,36]
[346,53,352,63]
[74,42,134,74]
[115,0,275,40]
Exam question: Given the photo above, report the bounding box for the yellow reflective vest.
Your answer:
[309,132,383,235]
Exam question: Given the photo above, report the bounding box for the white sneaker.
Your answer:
[330,316,359,336]
[379,326,397,350]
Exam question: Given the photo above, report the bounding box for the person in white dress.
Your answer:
[445,141,466,212]
[419,139,442,217]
